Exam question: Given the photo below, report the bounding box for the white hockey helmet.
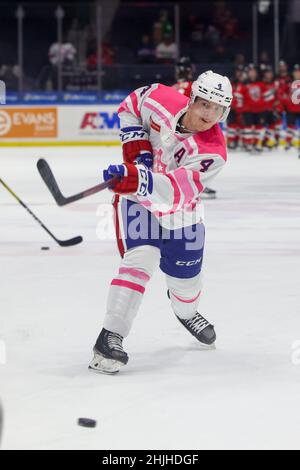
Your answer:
[190,70,233,122]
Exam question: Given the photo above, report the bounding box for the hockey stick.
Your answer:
[0,178,83,247]
[37,159,120,206]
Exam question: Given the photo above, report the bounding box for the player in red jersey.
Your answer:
[276,60,292,92]
[260,66,278,149]
[227,65,246,149]
[172,56,193,98]
[281,64,300,150]
[173,57,217,198]
[275,60,292,146]
[242,64,265,151]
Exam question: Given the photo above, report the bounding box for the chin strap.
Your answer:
[176,115,194,134]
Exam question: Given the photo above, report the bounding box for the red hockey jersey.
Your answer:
[261,81,278,111]
[172,80,192,98]
[243,80,264,112]
[281,81,300,112]
[231,81,246,112]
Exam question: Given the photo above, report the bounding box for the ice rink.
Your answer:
[0,145,300,450]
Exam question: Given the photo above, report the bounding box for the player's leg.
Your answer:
[291,113,299,148]
[238,112,245,149]
[243,112,254,152]
[285,112,296,150]
[296,114,300,155]
[254,113,265,152]
[265,111,276,149]
[276,112,285,148]
[90,197,161,374]
[102,244,160,337]
[90,245,160,374]
[161,223,216,346]
[167,275,215,345]
[227,109,238,150]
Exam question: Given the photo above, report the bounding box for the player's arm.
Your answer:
[141,152,225,212]
[118,84,158,167]
[103,152,225,213]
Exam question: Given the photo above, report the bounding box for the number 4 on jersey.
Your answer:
[200,159,214,172]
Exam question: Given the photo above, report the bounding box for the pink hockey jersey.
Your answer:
[118,84,227,229]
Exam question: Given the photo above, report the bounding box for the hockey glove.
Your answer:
[120,126,153,168]
[103,163,153,196]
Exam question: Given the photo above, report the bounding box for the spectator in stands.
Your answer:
[48,42,76,66]
[45,40,76,90]
[152,9,173,46]
[259,50,272,68]
[190,22,204,43]
[234,52,246,67]
[67,18,88,66]
[187,15,204,44]
[0,65,18,91]
[213,2,228,27]
[158,9,173,36]
[152,21,163,46]
[223,21,239,41]
[205,25,221,47]
[211,44,231,63]
[86,24,97,62]
[86,37,115,68]
[102,39,115,65]
[67,19,81,60]
[137,35,155,64]
[213,5,240,42]
[155,33,178,63]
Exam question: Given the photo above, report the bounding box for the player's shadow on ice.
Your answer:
[129,344,216,375]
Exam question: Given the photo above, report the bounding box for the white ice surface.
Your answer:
[0,146,300,450]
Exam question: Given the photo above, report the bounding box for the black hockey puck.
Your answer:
[77,418,97,428]
[41,246,50,251]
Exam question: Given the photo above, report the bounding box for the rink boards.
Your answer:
[0,104,121,146]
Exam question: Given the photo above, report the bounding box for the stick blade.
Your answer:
[57,236,83,247]
[37,159,66,206]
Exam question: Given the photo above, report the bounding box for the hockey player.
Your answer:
[227,65,246,149]
[276,60,291,90]
[172,56,193,97]
[173,58,217,199]
[281,64,300,150]
[260,66,278,149]
[242,64,265,152]
[275,60,292,146]
[89,71,232,374]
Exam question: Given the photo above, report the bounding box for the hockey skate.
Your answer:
[89,328,128,375]
[245,144,254,153]
[202,187,217,199]
[285,141,292,151]
[228,141,237,150]
[176,311,216,347]
[255,145,263,153]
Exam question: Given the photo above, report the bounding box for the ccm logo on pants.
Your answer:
[176,259,202,266]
